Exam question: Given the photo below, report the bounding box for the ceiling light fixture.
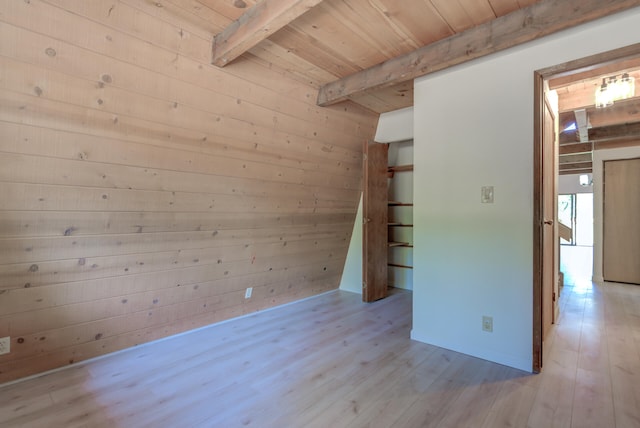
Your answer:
[595,73,635,108]
[579,174,592,187]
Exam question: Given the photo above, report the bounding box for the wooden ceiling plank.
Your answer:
[559,153,592,164]
[268,26,361,78]
[375,0,454,47]
[212,0,324,67]
[196,0,261,21]
[317,0,640,107]
[488,0,522,16]
[457,0,499,25]
[587,98,640,128]
[560,161,593,170]
[428,0,480,32]
[560,168,592,175]
[289,1,394,70]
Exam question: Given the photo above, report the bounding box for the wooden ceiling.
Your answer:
[552,57,640,175]
[163,0,640,114]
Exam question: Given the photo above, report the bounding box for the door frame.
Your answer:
[532,42,640,372]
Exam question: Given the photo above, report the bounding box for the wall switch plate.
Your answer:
[482,316,493,333]
[245,287,253,299]
[0,337,10,355]
[481,186,494,203]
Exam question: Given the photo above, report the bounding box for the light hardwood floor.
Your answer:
[1,255,639,427]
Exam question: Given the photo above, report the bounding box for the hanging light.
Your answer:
[595,73,636,108]
[618,73,635,100]
[595,78,614,108]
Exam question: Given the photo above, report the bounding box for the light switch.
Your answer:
[481,186,494,203]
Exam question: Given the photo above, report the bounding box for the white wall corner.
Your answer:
[374,106,414,143]
[340,193,363,294]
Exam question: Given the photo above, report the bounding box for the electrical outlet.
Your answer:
[0,337,10,355]
[482,316,493,333]
[245,287,253,299]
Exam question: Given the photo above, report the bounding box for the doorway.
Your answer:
[559,192,594,286]
[533,42,640,372]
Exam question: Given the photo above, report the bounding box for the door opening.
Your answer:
[533,42,640,372]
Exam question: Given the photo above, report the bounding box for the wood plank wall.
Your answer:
[0,0,377,383]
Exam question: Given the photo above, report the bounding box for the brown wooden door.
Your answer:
[363,141,388,302]
[542,97,558,339]
[603,158,640,285]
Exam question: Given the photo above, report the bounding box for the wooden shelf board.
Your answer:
[388,223,414,227]
[388,164,414,173]
[388,201,414,206]
[388,263,413,269]
[388,242,413,248]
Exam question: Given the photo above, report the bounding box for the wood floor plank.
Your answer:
[1,266,640,427]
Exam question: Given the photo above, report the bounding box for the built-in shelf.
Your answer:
[387,161,414,279]
[388,241,413,248]
[388,263,413,269]
[388,165,413,173]
[387,164,414,178]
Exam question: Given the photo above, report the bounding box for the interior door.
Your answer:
[542,96,558,339]
[603,158,640,285]
[363,141,388,302]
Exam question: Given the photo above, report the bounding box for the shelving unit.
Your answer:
[387,162,413,278]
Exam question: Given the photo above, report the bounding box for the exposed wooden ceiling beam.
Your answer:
[557,98,640,130]
[559,142,593,155]
[559,137,640,154]
[560,121,640,144]
[212,0,324,67]
[317,0,640,107]
[589,121,640,142]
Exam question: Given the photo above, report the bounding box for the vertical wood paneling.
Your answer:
[0,0,377,383]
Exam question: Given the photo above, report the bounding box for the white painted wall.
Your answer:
[592,147,640,282]
[412,8,640,372]
[559,174,593,194]
[339,194,363,294]
[374,107,414,143]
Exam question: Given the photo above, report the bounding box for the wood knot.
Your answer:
[45,47,56,57]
